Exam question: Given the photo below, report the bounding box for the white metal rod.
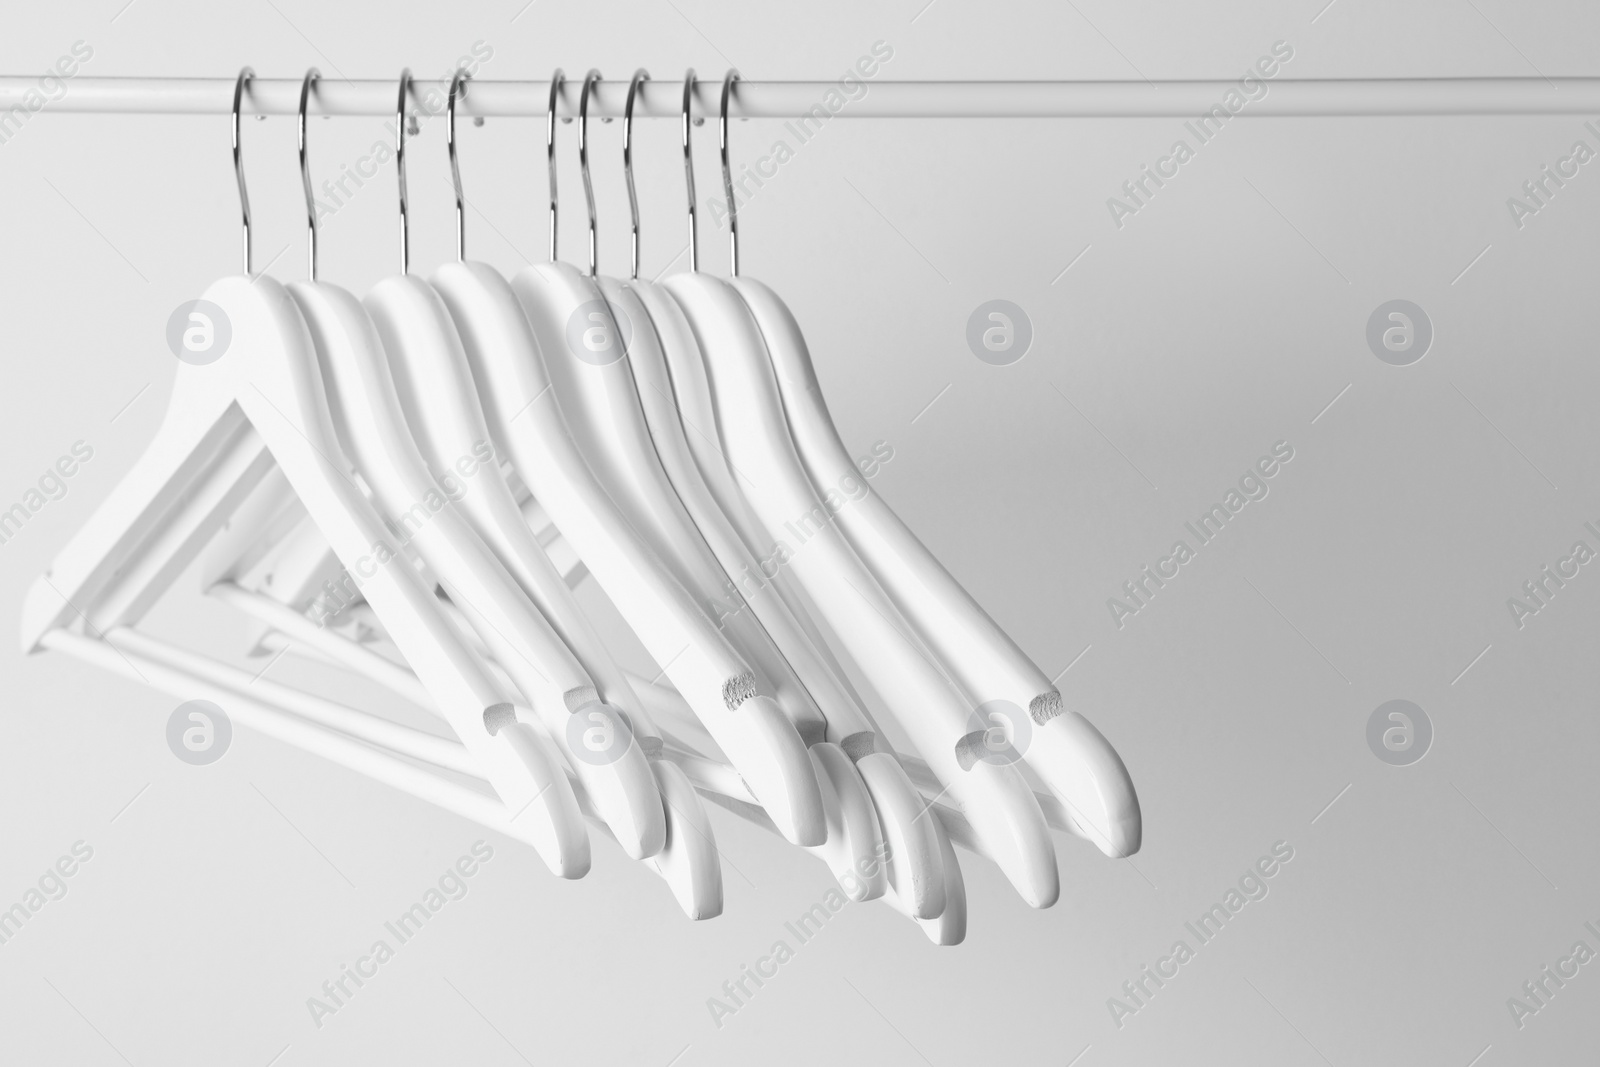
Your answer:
[1,77,1596,118]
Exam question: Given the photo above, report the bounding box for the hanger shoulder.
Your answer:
[667,271,1059,909]
[435,260,826,850]
[347,272,667,861]
[733,277,1141,860]
[219,275,590,874]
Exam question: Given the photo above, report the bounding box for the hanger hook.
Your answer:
[682,69,697,273]
[298,69,320,281]
[547,69,564,262]
[232,67,254,276]
[448,68,470,263]
[396,68,413,274]
[624,69,649,280]
[578,69,602,278]
[719,70,741,277]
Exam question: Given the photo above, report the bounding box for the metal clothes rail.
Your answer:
[0,76,1596,118]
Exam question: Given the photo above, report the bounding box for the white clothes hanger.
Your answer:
[704,75,1139,858]
[731,278,1142,858]
[483,252,837,847]
[703,71,1140,860]
[556,75,820,740]
[618,70,952,917]
[628,290,950,912]
[186,71,718,916]
[20,62,1149,944]
[430,68,827,850]
[533,70,921,905]
[666,271,1057,907]
[368,70,725,914]
[627,172,877,749]
[292,69,666,862]
[883,804,966,946]
[659,75,1055,905]
[383,70,629,730]
[559,277,831,743]
[22,72,586,876]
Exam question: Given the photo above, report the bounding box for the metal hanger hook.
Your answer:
[547,69,564,262]
[297,68,320,280]
[623,69,649,280]
[232,67,254,276]
[396,68,412,274]
[578,69,602,278]
[719,70,741,277]
[682,69,697,272]
[447,68,470,263]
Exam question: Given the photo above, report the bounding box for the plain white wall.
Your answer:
[2,1,1598,1064]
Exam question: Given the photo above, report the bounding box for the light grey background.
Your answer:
[2,1,1597,1064]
